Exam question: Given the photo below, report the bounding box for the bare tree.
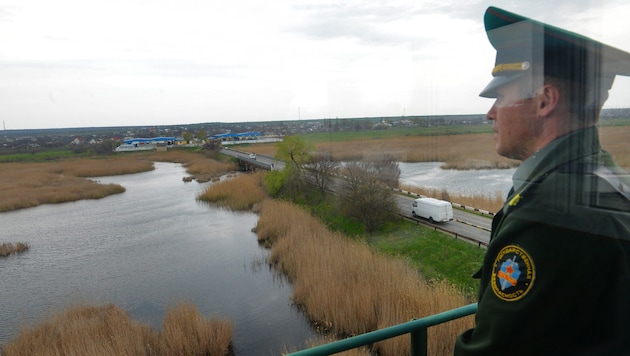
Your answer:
[371,155,401,189]
[304,151,339,195]
[339,161,400,234]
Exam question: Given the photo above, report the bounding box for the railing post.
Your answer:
[410,326,427,356]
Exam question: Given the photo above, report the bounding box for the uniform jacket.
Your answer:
[455,127,630,355]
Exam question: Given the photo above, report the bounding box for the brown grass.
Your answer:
[256,199,473,355]
[0,151,238,212]
[0,242,30,257]
[245,133,519,168]
[401,184,505,212]
[198,171,268,210]
[55,157,155,177]
[159,303,233,356]
[245,126,630,170]
[600,125,630,169]
[0,163,127,212]
[150,151,237,183]
[2,303,232,356]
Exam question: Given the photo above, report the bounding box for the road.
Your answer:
[395,195,491,246]
[220,148,284,170]
[222,147,491,246]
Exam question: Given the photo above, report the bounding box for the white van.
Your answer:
[411,197,454,223]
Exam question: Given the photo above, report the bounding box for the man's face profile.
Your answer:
[486,79,540,161]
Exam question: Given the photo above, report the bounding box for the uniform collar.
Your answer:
[512,126,601,193]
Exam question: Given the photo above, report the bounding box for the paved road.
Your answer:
[395,195,491,246]
[222,147,491,246]
[220,148,285,170]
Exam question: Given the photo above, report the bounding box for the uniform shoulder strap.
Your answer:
[592,165,630,201]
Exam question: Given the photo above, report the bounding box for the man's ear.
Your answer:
[537,84,560,116]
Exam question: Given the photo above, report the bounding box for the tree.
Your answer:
[303,151,339,195]
[196,130,207,142]
[270,136,314,200]
[264,163,307,201]
[370,154,401,189]
[339,161,400,234]
[275,135,312,168]
[183,132,194,144]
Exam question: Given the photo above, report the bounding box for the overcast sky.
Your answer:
[2,0,630,130]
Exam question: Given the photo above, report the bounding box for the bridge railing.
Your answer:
[286,303,477,356]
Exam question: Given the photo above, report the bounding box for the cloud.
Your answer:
[0,0,629,129]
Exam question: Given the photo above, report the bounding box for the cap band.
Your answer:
[492,61,531,75]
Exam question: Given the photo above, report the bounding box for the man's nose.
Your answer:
[486,104,497,121]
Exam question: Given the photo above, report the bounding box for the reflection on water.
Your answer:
[0,162,317,355]
[399,162,515,197]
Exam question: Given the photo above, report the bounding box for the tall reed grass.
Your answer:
[0,242,29,257]
[55,157,155,177]
[150,150,237,182]
[2,303,233,356]
[246,126,630,170]
[0,163,127,212]
[245,133,520,169]
[0,151,237,212]
[198,171,267,210]
[256,199,473,355]
[600,125,630,169]
[400,184,505,212]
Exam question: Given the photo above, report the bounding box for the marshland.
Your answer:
[1,121,629,355]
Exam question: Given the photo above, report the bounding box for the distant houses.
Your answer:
[211,131,262,143]
[113,132,278,152]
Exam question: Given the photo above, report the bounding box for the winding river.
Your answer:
[0,161,515,354]
[0,162,317,355]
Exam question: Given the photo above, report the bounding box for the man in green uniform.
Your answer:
[455,7,630,355]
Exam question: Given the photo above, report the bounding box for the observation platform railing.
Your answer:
[286,303,478,356]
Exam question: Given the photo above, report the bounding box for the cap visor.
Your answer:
[479,73,526,98]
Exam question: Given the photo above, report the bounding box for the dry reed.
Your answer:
[0,152,237,212]
[150,151,237,182]
[198,171,267,210]
[0,163,127,212]
[54,157,155,177]
[0,242,30,257]
[256,199,473,355]
[245,133,520,168]
[246,126,630,170]
[600,125,630,169]
[400,184,505,212]
[2,303,233,356]
[159,303,233,356]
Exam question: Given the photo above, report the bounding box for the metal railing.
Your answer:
[286,303,478,356]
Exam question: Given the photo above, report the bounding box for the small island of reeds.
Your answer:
[0,242,30,257]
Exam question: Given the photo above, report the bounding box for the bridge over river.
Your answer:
[220,148,285,171]
[220,148,491,246]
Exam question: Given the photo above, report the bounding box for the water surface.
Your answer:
[0,162,317,355]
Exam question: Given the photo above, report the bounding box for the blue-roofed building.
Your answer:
[212,132,263,143]
[115,137,180,152]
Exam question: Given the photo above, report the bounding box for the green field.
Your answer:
[299,123,494,144]
[370,220,486,296]
[0,150,88,162]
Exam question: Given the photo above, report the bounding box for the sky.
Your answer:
[1,0,630,130]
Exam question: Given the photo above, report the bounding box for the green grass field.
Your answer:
[299,123,494,144]
[0,149,86,162]
[370,220,486,296]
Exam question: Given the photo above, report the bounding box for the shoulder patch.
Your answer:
[491,244,535,301]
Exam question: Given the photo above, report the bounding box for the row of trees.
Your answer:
[264,136,401,234]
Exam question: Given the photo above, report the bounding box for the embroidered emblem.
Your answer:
[491,245,535,301]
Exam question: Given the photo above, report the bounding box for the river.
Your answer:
[399,162,515,197]
[0,161,513,354]
[0,162,317,355]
